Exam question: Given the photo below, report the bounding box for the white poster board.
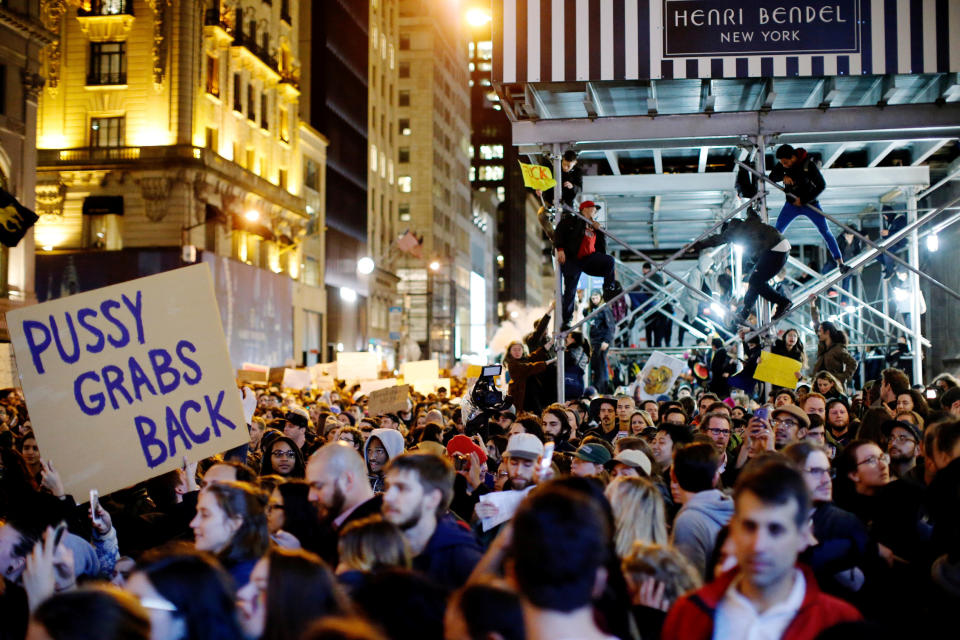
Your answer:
[336,351,379,382]
[282,368,312,390]
[400,359,439,383]
[7,264,248,498]
[635,352,685,401]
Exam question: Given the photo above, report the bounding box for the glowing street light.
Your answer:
[465,8,491,27]
[429,260,441,272]
[244,209,260,222]
[339,286,357,303]
[357,256,375,274]
[927,233,940,252]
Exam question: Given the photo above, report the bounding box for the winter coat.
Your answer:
[772,337,805,365]
[661,565,861,640]
[802,502,873,597]
[564,345,589,399]
[588,305,615,345]
[412,514,483,590]
[554,214,607,258]
[670,489,734,579]
[364,428,405,493]
[691,209,783,260]
[769,148,826,205]
[708,349,737,398]
[814,342,858,384]
[505,348,548,414]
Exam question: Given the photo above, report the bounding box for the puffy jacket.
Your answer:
[769,148,826,205]
[412,514,483,590]
[661,565,861,640]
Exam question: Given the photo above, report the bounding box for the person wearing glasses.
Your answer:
[770,404,808,450]
[259,435,306,479]
[881,419,924,485]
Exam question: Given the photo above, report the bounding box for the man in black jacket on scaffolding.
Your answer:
[689,207,793,328]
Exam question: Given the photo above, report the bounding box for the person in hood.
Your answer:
[364,428,405,494]
[769,144,850,274]
[381,453,482,590]
[669,443,735,579]
[688,207,792,327]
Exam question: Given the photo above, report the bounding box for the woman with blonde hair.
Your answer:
[605,476,668,559]
[622,542,702,639]
[335,515,410,592]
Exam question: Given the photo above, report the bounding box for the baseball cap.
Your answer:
[446,434,488,465]
[579,200,601,211]
[504,433,544,461]
[771,404,810,430]
[880,419,921,444]
[609,450,652,476]
[573,442,612,464]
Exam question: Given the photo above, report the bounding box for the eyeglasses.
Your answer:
[705,428,731,437]
[856,453,890,467]
[272,450,297,459]
[889,434,916,444]
[804,466,832,477]
[772,418,800,429]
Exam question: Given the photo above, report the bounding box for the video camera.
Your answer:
[463,364,512,439]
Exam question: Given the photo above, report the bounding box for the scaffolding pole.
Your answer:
[553,144,565,403]
[906,187,923,383]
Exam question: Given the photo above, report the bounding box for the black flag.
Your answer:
[0,188,39,248]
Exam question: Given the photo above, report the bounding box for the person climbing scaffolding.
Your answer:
[769,144,851,275]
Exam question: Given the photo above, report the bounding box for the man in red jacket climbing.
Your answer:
[662,459,861,639]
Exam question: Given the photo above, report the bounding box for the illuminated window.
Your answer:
[398,118,410,135]
[477,41,493,61]
[479,145,503,159]
[478,165,504,181]
[399,203,410,221]
[398,175,411,192]
[469,166,475,181]
[304,158,319,190]
[88,42,126,85]
[370,144,378,172]
[89,116,124,147]
[279,107,290,143]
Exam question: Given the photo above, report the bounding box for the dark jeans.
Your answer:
[743,250,791,311]
[561,253,615,323]
[590,342,610,393]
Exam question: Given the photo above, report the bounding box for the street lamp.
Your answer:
[429,260,441,272]
[357,256,376,275]
[340,286,357,302]
[465,8,491,27]
[244,209,260,222]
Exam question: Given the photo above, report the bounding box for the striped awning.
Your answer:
[493,0,960,83]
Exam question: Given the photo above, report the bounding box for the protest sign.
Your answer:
[367,384,411,417]
[0,343,19,388]
[411,377,451,395]
[7,263,248,498]
[336,351,379,382]
[518,162,557,191]
[400,359,439,383]
[282,368,312,390]
[753,351,802,389]
[358,378,397,397]
[236,369,268,385]
[636,352,685,401]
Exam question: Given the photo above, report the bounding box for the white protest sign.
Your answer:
[7,263,248,498]
[358,378,396,396]
[310,362,336,389]
[411,377,451,395]
[400,359,439,382]
[635,352,686,401]
[336,351,379,382]
[281,368,312,390]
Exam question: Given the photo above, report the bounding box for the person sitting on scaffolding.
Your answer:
[769,144,851,275]
[688,207,793,328]
[554,201,622,330]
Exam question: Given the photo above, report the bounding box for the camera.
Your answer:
[463,364,512,439]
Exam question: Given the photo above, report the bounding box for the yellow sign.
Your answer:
[518,162,557,191]
[753,351,803,389]
[7,264,248,498]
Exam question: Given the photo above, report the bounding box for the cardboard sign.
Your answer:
[358,378,397,397]
[7,264,248,498]
[753,351,803,389]
[282,368,312,390]
[0,343,19,389]
[400,359,439,383]
[636,352,685,401]
[367,384,411,417]
[236,369,268,385]
[336,351,379,382]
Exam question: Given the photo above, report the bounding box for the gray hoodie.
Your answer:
[364,428,406,492]
[670,489,734,580]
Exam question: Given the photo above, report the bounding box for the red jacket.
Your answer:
[661,565,861,640]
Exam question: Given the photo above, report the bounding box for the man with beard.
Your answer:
[382,453,483,590]
[825,398,855,447]
[882,419,923,484]
[771,405,808,450]
[306,443,381,543]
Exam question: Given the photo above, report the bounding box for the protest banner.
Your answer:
[636,352,685,401]
[336,351,379,382]
[400,359,439,383]
[7,263,248,498]
[282,368,312,390]
[753,351,802,389]
[518,161,557,191]
[367,384,411,417]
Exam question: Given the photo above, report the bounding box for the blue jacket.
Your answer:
[412,514,483,591]
[589,306,615,344]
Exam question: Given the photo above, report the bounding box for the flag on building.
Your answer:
[518,161,557,191]
[0,188,39,248]
[396,230,422,258]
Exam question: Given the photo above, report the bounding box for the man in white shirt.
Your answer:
[662,459,861,639]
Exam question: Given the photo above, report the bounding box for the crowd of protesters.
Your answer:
[1,326,960,640]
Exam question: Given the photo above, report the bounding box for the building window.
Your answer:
[399,118,411,136]
[399,33,410,50]
[398,176,411,193]
[479,165,504,181]
[88,42,126,85]
[278,169,287,190]
[205,127,218,151]
[398,147,410,163]
[260,94,269,129]
[304,158,319,190]
[469,166,476,181]
[89,116,124,147]
[280,0,291,23]
[247,83,255,121]
[279,107,290,142]
[398,90,410,107]
[399,203,411,222]
[233,73,242,112]
[399,61,410,78]
[206,55,220,96]
[370,144,378,172]
[479,144,503,159]
[477,41,493,61]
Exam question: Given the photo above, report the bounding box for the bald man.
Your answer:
[307,441,382,532]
